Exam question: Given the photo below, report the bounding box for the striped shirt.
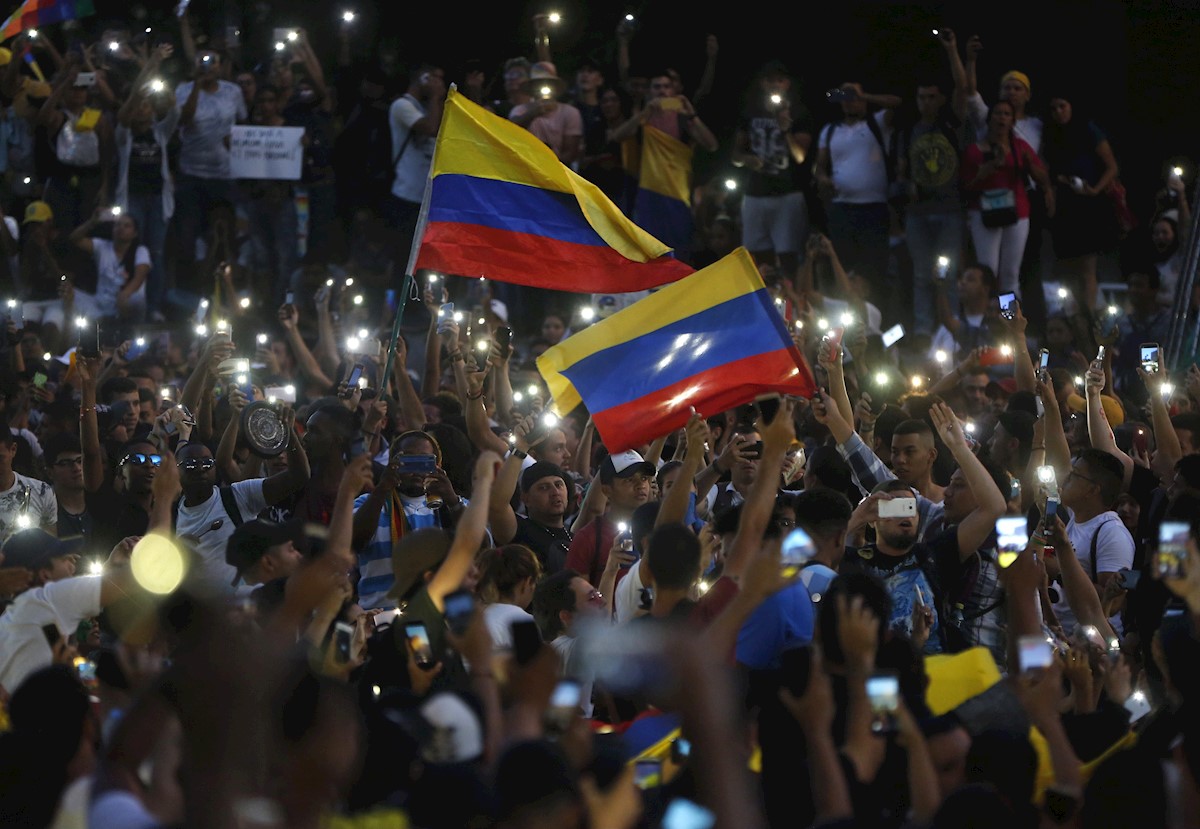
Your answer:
[836,432,945,542]
[353,493,465,610]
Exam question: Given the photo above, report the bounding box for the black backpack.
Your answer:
[171,485,246,534]
[821,114,896,185]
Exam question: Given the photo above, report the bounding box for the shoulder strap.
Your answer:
[219,485,245,528]
[864,114,895,183]
[391,131,413,169]
[1088,518,1117,583]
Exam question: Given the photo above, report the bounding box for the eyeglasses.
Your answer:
[53,456,84,467]
[120,453,162,467]
[1065,468,1098,486]
[178,458,216,472]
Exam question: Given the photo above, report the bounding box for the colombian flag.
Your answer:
[634,126,694,262]
[1,0,94,39]
[414,88,693,294]
[537,248,815,452]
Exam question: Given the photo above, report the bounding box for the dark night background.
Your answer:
[81,0,1199,221]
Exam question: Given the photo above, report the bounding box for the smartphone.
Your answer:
[75,71,96,87]
[437,302,455,329]
[511,619,543,666]
[1008,476,1021,501]
[1118,568,1141,591]
[1017,634,1054,672]
[404,622,436,669]
[545,679,582,733]
[385,289,397,312]
[662,799,716,829]
[263,385,296,403]
[394,454,438,475]
[78,317,101,358]
[1141,343,1160,374]
[343,363,365,392]
[1156,521,1190,579]
[877,497,917,519]
[1044,497,1059,524]
[1036,465,1057,487]
[333,621,355,663]
[41,623,62,648]
[866,672,900,733]
[284,291,295,307]
[33,372,48,389]
[882,323,905,348]
[633,758,663,789]
[1133,427,1149,457]
[373,608,401,629]
[347,433,366,460]
[443,587,475,636]
[755,393,782,425]
[999,292,1017,320]
[824,325,845,348]
[1038,348,1050,382]
[779,645,812,696]
[780,527,814,578]
[826,88,855,103]
[978,346,1013,367]
[670,736,692,763]
[1097,345,1107,362]
[935,255,951,280]
[126,336,149,361]
[996,516,1029,569]
[742,440,765,460]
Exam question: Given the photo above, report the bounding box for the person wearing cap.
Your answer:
[508,61,582,166]
[987,410,1035,479]
[564,449,654,588]
[16,201,74,331]
[0,528,140,695]
[0,430,57,542]
[225,518,304,587]
[487,446,573,574]
[174,428,309,595]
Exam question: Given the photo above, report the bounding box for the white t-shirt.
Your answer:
[0,471,57,542]
[175,480,269,595]
[0,575,102,694]
[551,633,594,718]
[389,94,436,203]
[90,238,150,316]
[483,602,535,653]
[927,312,986,362]
[820,110,890,204]
[821,296,883,336]
[614,559,646,624]
[174,80,247,179]
[89,790,162,829]
[1054,510,1134,634]
[966,92,1043,153]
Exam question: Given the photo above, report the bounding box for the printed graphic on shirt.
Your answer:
[910,130,957,189]
[748,116,791,174]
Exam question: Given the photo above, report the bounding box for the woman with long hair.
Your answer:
[961,100,1054,303]
[68,206,150,321]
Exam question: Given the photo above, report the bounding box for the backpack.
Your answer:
[821,114,896,186]
[171,485,246,534]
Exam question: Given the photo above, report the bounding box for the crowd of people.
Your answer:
[1,6,1200,829]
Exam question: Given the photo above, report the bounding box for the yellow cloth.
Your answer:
[1002,70,1032,94]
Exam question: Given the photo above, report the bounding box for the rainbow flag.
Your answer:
[414,88,693,293]
[537,247,815,452]
[1,0,94,39]
[634,126,693,262]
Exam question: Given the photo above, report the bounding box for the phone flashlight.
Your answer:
[1037,465,1056,484]
[1162,382,1175,398]
[1057,287,1069,299]
[548,11,561,23]
[580,306,596,321]
[341,10,356,22]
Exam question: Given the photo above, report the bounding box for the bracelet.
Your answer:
[511,448,528,460]
[1033,445,1046,451]
[466,389,485,401]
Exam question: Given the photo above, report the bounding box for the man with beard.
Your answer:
[352,430,465,609]
[841,403,1006,653]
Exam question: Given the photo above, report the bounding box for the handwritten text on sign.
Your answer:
[229,126,304,180]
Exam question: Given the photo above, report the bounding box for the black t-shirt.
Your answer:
[575,100,607,157]
[737,99,815,197]
[841,527,964,653]
[87,489,150,558]
[127,128,164,194]
[513,515,571,575]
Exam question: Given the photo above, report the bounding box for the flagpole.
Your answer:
[381,85,454,390]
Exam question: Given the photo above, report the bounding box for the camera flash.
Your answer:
[150,79,165,93]
[1037,465,1055,483]
[353,294,364,305]
[965,421,976,434]
[346,337,360,351]
[274,42,285,51]
[287,30,298,42]
[625,13,634,21]
[910,375,923,388]
[239,297,251,309]
[345,277,354,287]
[1173,166,1184,177]
[528,384,539,396]
[342,10,356,22]
[75,316,87,328]
[108,41,119,51]
[513,391,524,403]
[936,255,949,268]
[257,333,268,345]
[816,318,829,331]
[617,522,628,533]
[236,373,248,385]
[935,349,948,363]
[874,371,889,386]
[42,352,51,362]
[195,324,208,336]
[769,93,782,105]
[580,306,595,321]
[1000,344,1013,357]
[542,412,559,428]
[548,12,561,23]
[89,560,103,575]
[840,311,854,326]
[476,339,489,352]
[1162,382,1175,397]
[453,311,463,322]
[135,337,146,346]
[1057,287,1069,299]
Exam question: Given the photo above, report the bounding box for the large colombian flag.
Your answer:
[537,247,815,453]
[414,88,693,293]
[1,0,94,39]
[634,126,694,262]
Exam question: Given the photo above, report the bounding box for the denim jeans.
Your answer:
[242,194,299,305]
[126,191,167,314]
[905,210,964,335]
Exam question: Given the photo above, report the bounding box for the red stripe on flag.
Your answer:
[589,349,814,453]
[415,221,692,294]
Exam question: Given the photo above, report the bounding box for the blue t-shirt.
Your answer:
[735,581,815,670]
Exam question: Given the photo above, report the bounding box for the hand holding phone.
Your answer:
[404,622,437,670]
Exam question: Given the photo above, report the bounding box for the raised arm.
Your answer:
[389,333,426,431]
[278,302,335,391]
[930,403,1006,558]
[692,35,718,106]
[938,29,969,120]
[1046,516,1116,641]
[725,399,795,581]
[655,413,709,529]
[1037,375,1073,483]
[1084,362,1134,488]
[426,452,500,610]
[215,389,248,483]
[1000,300,1037,393]
[77,356,105,492]
[260,409,310,505]
[487,415,541,545]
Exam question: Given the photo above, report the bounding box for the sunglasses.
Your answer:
[121,453,162,467]
[178,458,216,472]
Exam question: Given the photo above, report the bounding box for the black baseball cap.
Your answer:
[1,529,84,572]
[520,461,569,493]
[225,519,303,586]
